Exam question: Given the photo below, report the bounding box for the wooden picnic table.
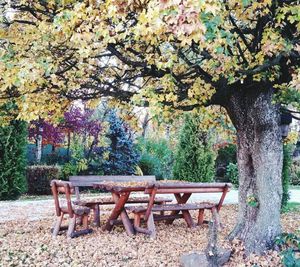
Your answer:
[93,181,231,236]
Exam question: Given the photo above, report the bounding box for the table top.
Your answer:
[93,181,232,193]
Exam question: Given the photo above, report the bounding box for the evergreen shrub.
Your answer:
[137,137,173,179]
[173,114,216,182]
[0,120,28,200]
[102,110,140,175]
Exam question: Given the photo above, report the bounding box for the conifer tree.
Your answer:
[173,114,216,183]
[103,110,139,175]
[0,119,27,200]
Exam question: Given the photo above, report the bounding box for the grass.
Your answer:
[290,185,300,190]
[282,202,300,213]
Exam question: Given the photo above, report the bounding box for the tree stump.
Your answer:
[180,213,231,267]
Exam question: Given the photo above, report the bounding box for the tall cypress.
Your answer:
[0,120,28,200]
[173,113,216,182]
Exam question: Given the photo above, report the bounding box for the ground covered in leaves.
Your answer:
[0,205,299,266]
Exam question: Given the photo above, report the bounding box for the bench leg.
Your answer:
[93,204,100,227]
[159,201,165,216]
[198,209,204,225]
[67,216,76,238]
[52,213,64,237]
[147,212,156,239]
[182,210,196,228]
[134,213,141,228]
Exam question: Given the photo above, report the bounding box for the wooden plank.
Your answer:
[74,197,172,206]
[153,214,183,221]
[69,175,156,187]
[153,182,232,189]
[145,187,226,194]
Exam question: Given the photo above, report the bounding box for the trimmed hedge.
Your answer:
[26,165,61,195]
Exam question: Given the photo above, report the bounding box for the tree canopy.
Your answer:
[0,0,299,120]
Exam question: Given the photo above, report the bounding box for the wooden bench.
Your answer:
[69,175,172,227]
[127,182,231,238]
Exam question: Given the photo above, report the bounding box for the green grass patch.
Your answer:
[282,202,300,213]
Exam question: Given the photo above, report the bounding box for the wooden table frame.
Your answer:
[93,182,231,236]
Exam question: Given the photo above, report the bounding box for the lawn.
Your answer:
[0,205,299,266]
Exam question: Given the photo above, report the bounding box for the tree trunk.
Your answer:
[36,124,43,163]
[225,87,283,254]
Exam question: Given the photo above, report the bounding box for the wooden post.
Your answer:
[198,209,204,225]
[217,185,229,212]
[93,204,100,227]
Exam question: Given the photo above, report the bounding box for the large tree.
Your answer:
[0,0,299,254]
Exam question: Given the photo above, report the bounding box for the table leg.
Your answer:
[103,192,135,235]
[166,193,194,227]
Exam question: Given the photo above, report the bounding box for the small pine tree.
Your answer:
[0,120,28,200]
[173,114,216,182]
[103,110,140,175]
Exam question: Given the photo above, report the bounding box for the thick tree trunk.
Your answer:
[225,87,283,254]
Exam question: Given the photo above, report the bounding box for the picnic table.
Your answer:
[93,181,231,237]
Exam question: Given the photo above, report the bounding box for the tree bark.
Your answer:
[36,124,43,163]
[225,86,283,254]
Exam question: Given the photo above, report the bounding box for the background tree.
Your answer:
[0,0,299,254]
[0,117,27,200]
[101,110,140,175]
[173,113,216,182]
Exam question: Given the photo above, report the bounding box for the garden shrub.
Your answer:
[0,120,28,200]
[282,144,293,209]
[173,113,216,182]
[215,143,237,180]
[290,160,300,185]
[275,232,300,267]
[136,137,174,179]
[102,110,140,175]
[225,163,239,188]
[26,165,61,195]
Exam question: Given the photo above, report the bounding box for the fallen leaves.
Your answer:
[0,205,299,266]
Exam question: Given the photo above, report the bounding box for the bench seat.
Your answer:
[127,202,216,213]
[73,196,172,206]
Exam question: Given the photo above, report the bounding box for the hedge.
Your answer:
[26,165,61,195]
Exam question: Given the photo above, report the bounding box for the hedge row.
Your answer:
[26,165,61,195]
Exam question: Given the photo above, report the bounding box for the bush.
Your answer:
[26,165,61,195]
[136,137,174,179]
[215,143,237,180]
[275,232,300,267]
[290,160,300,185]
[225,163,239,188]
[0,120,28,200]
[173,113,216,182]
